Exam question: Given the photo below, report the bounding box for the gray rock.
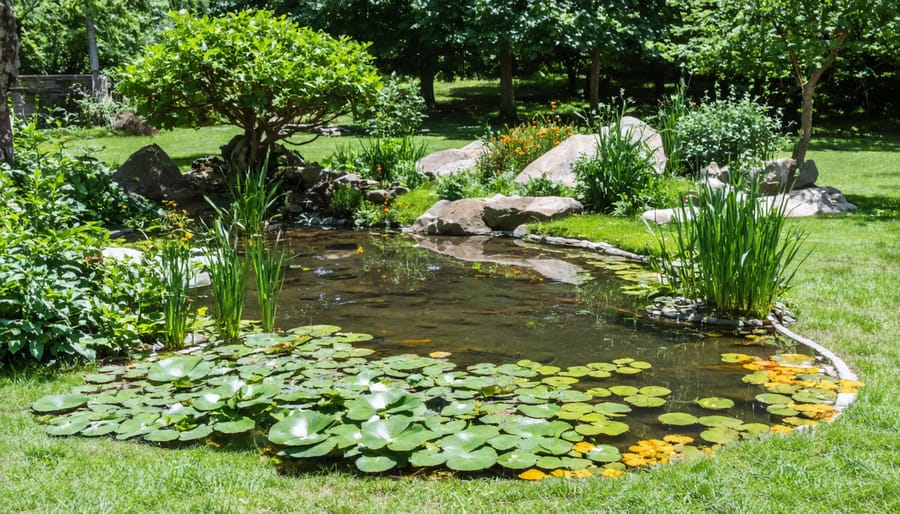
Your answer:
[409,200,451,234]
[515,134,598,188]
[754,157,795,194]
[782,186,857,217]
[365,189,392,205]
[112,144,193,201]
[432,199,491,236]
[641,207,691,225]
[483,195,583,231]
[416,140,487,177]
[795,159,819,189]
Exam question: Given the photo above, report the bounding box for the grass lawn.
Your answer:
[5,115,898,510]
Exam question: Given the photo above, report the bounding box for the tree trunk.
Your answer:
[418,65,436,108]
[498,42,516,121]
[588,46,601,111]
[0,0,19,166]
[564,57,578,95]
[791,79,817,166]
[85,13,101,95]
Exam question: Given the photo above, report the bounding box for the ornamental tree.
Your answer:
[116,10,382,172]
[670,0,899,166]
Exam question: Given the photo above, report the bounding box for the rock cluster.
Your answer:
[410,195,583,236]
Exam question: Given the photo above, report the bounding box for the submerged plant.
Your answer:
[651,177,808,318]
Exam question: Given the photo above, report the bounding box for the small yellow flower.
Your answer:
[196,306,209,316]
[356,246,364,254]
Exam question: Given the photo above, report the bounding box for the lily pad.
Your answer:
[658,412,699,426]
[755,393,793,405]
[214,417,256,434]
[497,450,539,469]
[639,386,671,397]
[268,411,336,446]
[178,424,214,441]
[696,397,735,410]
[792,388,837,404]
[355,453,400,473]
[32,394,90,414]
[575,420,629,436]
[609,385,639,397]
[147,356,204,383]
[409,448,447,467]
[144,429,181,442]
[699,427,740,444]
[698,415,744,428]
[444,446,498,472]
[624,395,666,408]
[585,444,622,463]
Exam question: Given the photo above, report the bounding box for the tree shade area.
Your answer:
[8,0,898,127]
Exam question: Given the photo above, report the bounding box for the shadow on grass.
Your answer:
[844,194,900,221]
[808,133,900,153]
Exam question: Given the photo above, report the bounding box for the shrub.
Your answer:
[574,115,666,216]
[359,74,427,138]
[651,177,808,318]
[0,163,164,364]
[476,116,574,181]
[675,93,787,173]
[435,171,486,201]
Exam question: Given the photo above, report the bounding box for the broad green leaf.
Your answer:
[268,411,336,446]
[32,394,89,413]
[658,412,699,426]
[696,397,735,410]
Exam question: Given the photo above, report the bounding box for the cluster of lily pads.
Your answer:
[31,325,860,478]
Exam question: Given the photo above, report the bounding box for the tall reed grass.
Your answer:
[158,238,193,349]
[205,216,250,343]
[651,177,808,318]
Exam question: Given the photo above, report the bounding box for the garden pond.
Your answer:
[33,229,860,477]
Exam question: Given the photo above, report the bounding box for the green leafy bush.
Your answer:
[574,117,666,216]
[651,177,808,318]
[358,74,427,138]
[435,171,487,201]
[675,93,787,173]
[655,81,690,175]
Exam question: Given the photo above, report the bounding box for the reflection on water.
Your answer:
[238,228,796,440]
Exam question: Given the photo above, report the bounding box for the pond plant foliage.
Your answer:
[32,324,861,479]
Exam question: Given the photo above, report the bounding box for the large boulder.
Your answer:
[483,195,584,231]
[619,116,667,175]
[416,140,487,178]
[112,144,193,201]
[514,134,598,188]
[780,186,857,217]
[410,198,491,236]
[411,195,582,235]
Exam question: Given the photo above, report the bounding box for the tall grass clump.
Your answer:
[575,104,665,216]
[656,80,690,175]
[158,238,193,349]
[226,163,286,333]
[651,177,808,318]
[204,216,250,343]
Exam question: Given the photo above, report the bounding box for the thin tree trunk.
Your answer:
[86,13,101,95]
[498,42,516,121]
[418,65,436,108]
[791,79,818,165]
[588,46,601,111]
[0,0,19,166]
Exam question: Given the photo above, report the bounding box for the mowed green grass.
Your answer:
[7,123,899,510]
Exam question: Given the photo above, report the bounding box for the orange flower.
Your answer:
[519,468,547,481]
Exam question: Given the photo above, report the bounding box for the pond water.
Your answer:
[238,229,795,445]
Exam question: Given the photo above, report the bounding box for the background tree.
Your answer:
[670,0,900,165]
[0,0,18,164]
[115,10,382,172]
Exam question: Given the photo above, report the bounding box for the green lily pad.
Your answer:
[721,353,753,363]
[497,450,539,469]
[409,448,447,467]
[355,453,400,473]
[282,438,337,459]
[696,397,735,410]
[83,373,117,384]
[593,402,632,416]
[535,456,566,470]
[81,421,120,437]
[32,394,90,413]
[765,383,799,395]
[614,367,642,375]
[518,403,560,419]
[586,387,611,398]
[628,361,652,370]
[179,424,214,441]
[698,415,744,428]
[792,388,837,404]
[147,356,204,383]
[575,420,629,436]
[699,427,740,444]
[609,385,639,397]
[214,417,256,434]
[444,446,498,472]
[537,365,561,376]
[45,415,91,436]
[541,376,579,388]
[624,395,667,408]
[585,444,621,463]
[658,412,699,426]
[742,371,769,385]
[441,400,476,417]
[738,423,771,435]
[560,366,592,377]
[144,429,181,442]
[766,405,800,416]
[755,393,793,405]
[268,411,336,446]
[639,386,671,397]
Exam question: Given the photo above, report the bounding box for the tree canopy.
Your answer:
[115,10,383,171]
